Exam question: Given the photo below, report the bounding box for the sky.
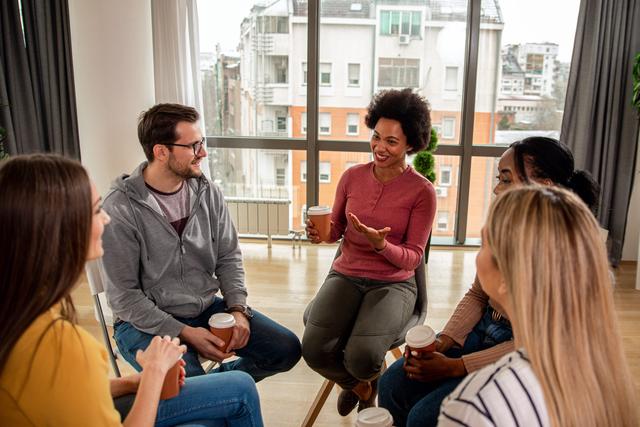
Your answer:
[197,0,580,62]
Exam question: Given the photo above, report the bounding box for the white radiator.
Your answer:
[225,197,290,247]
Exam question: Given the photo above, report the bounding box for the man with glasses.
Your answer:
[101,103,301,380]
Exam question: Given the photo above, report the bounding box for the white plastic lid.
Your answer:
[307,205,331,216]
[208,313,236,328]
[405,325,436,349]
[355,407,393,427]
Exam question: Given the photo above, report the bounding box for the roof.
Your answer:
[427,0,503,23]
[292,0,374,18]
[283,0,503,23]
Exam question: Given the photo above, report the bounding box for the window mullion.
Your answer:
[455,0,482,244]
[305,0,320,208]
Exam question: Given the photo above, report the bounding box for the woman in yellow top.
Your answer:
[0,154,264,427]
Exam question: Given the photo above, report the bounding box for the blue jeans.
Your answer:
[114,297,301,380]
[378,306,513,427]
[114,371,263,426]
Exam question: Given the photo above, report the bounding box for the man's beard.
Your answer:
[168,156,202,180]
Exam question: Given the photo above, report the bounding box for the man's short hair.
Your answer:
[137,103,199,161]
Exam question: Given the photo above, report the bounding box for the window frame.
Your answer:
[202,0,574,245]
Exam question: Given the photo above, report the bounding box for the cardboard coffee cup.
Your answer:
[355,407,394,427]
[405,325,437,354]
[307,206,331,242]
[209,312,236,352]
[160,359,181,400]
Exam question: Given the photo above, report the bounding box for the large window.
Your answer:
[378,58,419,87]
[198,0,580,243]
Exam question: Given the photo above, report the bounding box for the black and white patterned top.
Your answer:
[438,349,550,427]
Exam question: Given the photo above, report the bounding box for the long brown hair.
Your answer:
[486,186,638,427]
[0,154,92,374]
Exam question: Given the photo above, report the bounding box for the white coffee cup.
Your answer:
[405,325,437,353]
[355,407,394,427]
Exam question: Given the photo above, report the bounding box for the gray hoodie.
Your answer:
[101,162,247,337]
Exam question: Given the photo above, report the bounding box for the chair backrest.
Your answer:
[85,258,114,325]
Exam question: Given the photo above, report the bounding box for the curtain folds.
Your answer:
[0,0,80,157]
[151,0,209,177]
[561,0,640,264]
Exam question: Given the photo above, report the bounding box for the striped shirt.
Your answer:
[438,350,549,427]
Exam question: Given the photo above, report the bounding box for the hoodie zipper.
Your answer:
[129,181,207,289]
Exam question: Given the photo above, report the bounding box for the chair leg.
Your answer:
[391,347,403,360]
[94,295,121,377]
[301,379,335,427]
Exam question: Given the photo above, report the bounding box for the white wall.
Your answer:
[68,0,154,196]
[622,129,640,261]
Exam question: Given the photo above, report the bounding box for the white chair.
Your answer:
[85,258,122,377]
[86,259,218,375]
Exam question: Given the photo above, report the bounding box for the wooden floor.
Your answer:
[72,242,640,427]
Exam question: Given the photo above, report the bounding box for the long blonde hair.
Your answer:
[485,186,638,427]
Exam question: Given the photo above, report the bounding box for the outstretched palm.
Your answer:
[348,212,390,250]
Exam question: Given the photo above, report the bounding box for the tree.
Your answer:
[532,97,561,130]
[498,114,511,130]
[413,127,438,183]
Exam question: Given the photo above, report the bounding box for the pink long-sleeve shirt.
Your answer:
[329,162,436,281]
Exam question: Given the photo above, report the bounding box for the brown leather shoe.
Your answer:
[357,377,379,412]
[337,388,360,416]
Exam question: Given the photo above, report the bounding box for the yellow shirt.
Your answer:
[0,306,121,426]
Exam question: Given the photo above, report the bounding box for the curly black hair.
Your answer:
[364,88,432,153]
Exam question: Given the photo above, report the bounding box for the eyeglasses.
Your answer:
[163,138,205,156]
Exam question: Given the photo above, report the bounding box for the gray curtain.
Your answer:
[561,0,640,265]
[0,0,80,158]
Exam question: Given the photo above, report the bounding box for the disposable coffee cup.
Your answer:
[307,206,331,242]
[160,358,182,400]
[209,312,236,352]
[405,325,437,354]
[355,407,394,427]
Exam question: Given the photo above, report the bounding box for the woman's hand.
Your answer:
[402,350,466,383]
[348,212,390,251]
[135,335,186,374]
[124,337,185,427]
[305,219,322,244]
[436,334,456,353]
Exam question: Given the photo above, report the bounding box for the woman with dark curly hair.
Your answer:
[302,88,437,417]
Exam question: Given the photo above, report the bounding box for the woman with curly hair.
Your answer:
[302,88,437,416]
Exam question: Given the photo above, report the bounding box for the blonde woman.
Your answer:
[438,186,638,427]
